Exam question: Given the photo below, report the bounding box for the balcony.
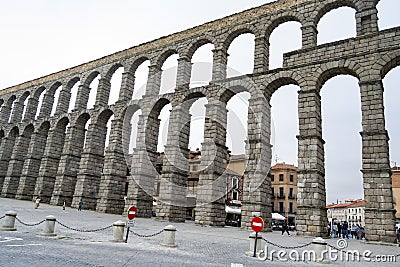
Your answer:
[288,194,296,199]
[276,193,285,199]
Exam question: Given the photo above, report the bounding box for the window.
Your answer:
[279,187,284,197]
[279,202,284,213]
[271,175,274,181]
[289,175,294,182]
[271,202,275,212]
[271,187,275,196]
[289,202,293,213]
[279,174,284,181]
[192,165,198,171]
[289,188,294,198]
[231,177,239,200]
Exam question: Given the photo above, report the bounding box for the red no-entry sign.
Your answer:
[127,206,137,220]
[251,216,264,233]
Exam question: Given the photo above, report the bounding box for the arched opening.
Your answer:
[0,127,19,189]
[320,75,363,204]
[34,87,46,119]
[160,54,178,95]
[128,110,142,155]
[50,85,62,116]
[377,0,399,30]
[87,74,100,110]
[269,22,302,69]
[104,114,115,148]
[6,96,16,123]
[188,97,207,151]
[383,66,400,167]
[68,81,80,113]
[157,103,172,152]
[226,92,250,154]
[190,44,214,88]
[20,94,30,121]
[270,85,299,165]
[227,34,255,78]
[108,67,123,106]
[317,6,357,45]
[133,60,150,100]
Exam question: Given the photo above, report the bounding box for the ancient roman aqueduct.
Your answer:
[0,0,398,243]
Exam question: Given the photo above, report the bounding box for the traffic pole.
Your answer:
[125,227,129,243]
[253,232,258,257]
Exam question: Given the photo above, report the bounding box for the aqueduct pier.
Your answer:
[0,0,398,243]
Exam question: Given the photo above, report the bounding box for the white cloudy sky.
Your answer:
[0,0,399,204]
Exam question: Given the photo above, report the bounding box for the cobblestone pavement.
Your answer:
[0,198,399,266]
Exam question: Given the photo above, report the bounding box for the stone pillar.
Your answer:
[211,48,228,81]
[0,132,18,189]
[72,120,108,210]
[296,88,327,237]
[38,92,55,119]
[74,84,91,110]
[0,105,12,124]
[40,215,57,237]
[95,78,112,107]
[161,225,177,247]
[176,56,192,91]
[301,23,318,48]
[241,95,273,230]
[253,35,269,73]
[195,98,227,226]
[360,79,397,243]
[356,8,379,36]
[9,101,24,124]
[118,72,135,102]
[156,104,190,222]
[96,119,127,214]
[55,88,71,115]
[23,97,38,121]
[145,65,162,96]
[16,129,49,200]
[125,111,158,218]
[50,123,87,206]
[34,123,68,203]
[1,211,17,231]
[1,128,33,198]
[111,220,126,242]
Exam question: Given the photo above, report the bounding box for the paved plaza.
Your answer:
[0,198,399,266]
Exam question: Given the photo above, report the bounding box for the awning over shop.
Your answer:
[272,212,285,220]
[225,206,241,214]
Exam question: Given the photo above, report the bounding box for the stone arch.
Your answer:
[223,24,258,50]
[265,14,304,37]
[378,51,400,79]
[217,78,258,103]
[312,0,360,27]
[264,76,301,99]
[82,71,101,87]
[33,86,46,99]
[315,61,362,91]
[183,88,208,102]
[127,56,151,75]
[156,49,179,68]
[186,38,215,60]
[103,63,124,81]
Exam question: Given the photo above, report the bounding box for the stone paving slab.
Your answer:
[0,198,399,266]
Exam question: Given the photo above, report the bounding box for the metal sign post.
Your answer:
[251,216,264,257]
[126,206,137,243]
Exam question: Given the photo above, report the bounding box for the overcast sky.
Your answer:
[0,0,399,204]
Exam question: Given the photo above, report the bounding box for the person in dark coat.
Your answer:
[281,218,291,236]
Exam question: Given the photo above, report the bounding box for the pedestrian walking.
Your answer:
[342,221,349,239]
[62,199,66,210]
[281,218,291,236]
[333,223,338,238]
[34,196,41,209]
[337,222,342,238]
[78,199,83,211]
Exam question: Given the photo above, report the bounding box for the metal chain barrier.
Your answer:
[129,228,164,238]
[56,220,113,233]
[15,217,46,227]
[262,237,313,249]
[0,215,5,220]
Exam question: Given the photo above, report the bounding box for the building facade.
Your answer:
[327,199,366,228]
[270,163,298,225]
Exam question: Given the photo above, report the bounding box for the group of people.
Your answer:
[330,221,365,239]
[34,196,83,211]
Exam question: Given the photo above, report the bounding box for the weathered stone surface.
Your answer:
[0,0,398,243]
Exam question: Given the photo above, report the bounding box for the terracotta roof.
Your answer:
[326,199,365,209]
[271,163,298,171]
